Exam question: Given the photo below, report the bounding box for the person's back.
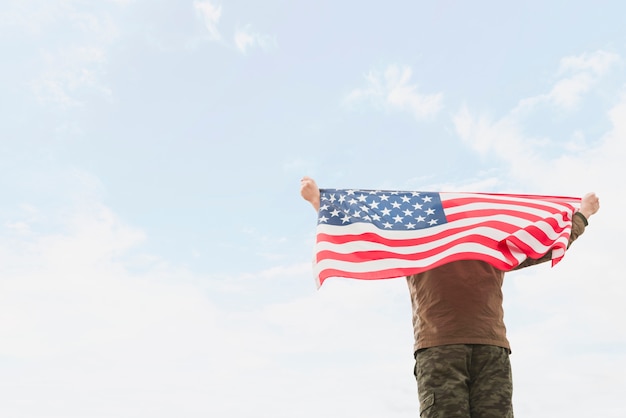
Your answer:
[407,260,509,353]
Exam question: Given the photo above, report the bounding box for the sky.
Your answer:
[1,1,625,417]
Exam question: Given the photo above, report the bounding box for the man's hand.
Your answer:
[580,192,600,219]
[300,176,321,211]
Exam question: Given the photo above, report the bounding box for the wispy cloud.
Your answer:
[1,1,125,107]
[515,50,620,112]
[346,65,444,119]
[0,1,121,43]
[234,25,276,53]
[557,50,619,76]
[31,46,111,107]
[0,172,417,417]
[0,0,70,35]
[193,2,276,54]
[453,50,621,189]
[194,0,222,41]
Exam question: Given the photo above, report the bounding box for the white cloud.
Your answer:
[0,199,256,416]
[31,46,111,107]
[0,0,70,34]
[194,0,222,41]
[454,106,528,156]
[0,1,125,107]
[546,71,595,109]
[346,65,443,119]
[0,1,122,43]
[194,2,277,54]
[453,50,623,191]
[0,171,421,417]
[557,50,619,76]
[515,50,620,112]
[234,25,276,53]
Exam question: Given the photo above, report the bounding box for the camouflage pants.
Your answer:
[414,344,513,418]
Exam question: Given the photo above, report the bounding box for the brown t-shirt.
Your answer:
[406,212,588,353]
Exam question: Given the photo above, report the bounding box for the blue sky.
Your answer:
[1,1,625,417]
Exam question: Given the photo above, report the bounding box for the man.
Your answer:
[300,176,600,417]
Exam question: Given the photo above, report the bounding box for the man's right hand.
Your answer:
[300,176,321,211]
[580,192,600,220]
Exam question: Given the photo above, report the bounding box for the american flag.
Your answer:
[313,188,580,287]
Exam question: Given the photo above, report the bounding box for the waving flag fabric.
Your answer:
[313,188,580,287]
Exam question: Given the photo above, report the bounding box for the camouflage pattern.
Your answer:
[414,344,513,418]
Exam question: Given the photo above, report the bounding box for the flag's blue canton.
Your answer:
[318,189,448,230]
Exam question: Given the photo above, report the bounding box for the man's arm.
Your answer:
[515,192,600,269]
[300,176,321,212]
